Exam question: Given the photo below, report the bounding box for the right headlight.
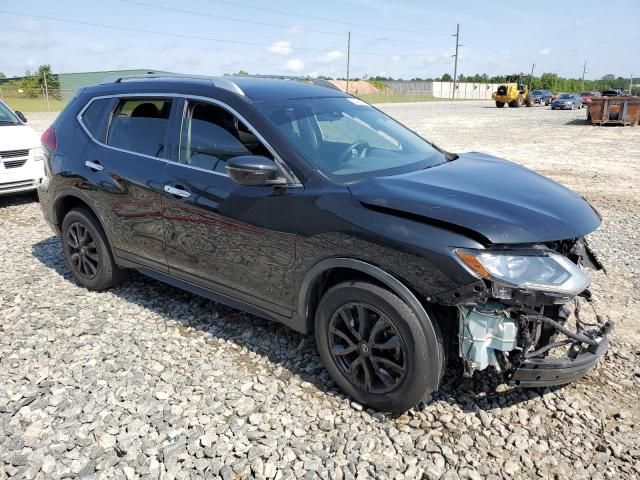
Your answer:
[454,248,590,296]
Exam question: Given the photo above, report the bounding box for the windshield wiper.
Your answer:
[430,142,459,161]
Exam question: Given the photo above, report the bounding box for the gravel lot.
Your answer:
[1,103,639,480]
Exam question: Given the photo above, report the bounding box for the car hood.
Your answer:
[0,124,40,151]
[348,152,601,244]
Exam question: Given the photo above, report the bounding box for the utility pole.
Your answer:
[630,74,634,95]
[43,71,50,112]
[346,31,351,95]
[581,60,587,92]
[529,63,535,89]
[451,23,460,100]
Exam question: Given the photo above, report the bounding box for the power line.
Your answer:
[0,10,439,57]
[199,0,450,36]
[118,0,450,46]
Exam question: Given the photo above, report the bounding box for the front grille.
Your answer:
[3,159,27,169]
[0,180,34,191]
[0,149,29,159]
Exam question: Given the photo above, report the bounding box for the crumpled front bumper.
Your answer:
[509,322,612,387]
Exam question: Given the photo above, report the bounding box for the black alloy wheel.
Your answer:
[328,302,407,394]
[315,281,443,413]
[61,207,125,290]
[66,221,99,279]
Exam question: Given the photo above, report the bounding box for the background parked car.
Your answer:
[530,89,553,105]
[0,100,45,196]
[580,91,601,107]
[551,93,583,110]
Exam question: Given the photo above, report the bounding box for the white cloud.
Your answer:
[538,47,552,56]
[319,49,344,63]
[287,25,304,35]
[266,40,292,56]
[284,58,305,72]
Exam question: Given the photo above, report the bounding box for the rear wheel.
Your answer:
[61,208,124,290]
[315,281,441,413]
[495,101,505,108]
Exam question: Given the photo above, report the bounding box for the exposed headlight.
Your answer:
[454,248,590,296]
[31,147,45,161]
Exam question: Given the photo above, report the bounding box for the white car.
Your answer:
[0,100,45,196]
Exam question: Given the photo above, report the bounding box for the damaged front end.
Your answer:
[450,237,612,387]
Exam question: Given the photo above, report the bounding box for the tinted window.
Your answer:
[179,102,271,174]
[81,98,112,142]
[107,98,172,158]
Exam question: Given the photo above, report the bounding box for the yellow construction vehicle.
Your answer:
[492,74,534,108]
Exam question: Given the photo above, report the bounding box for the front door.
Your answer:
[162,98,301,314]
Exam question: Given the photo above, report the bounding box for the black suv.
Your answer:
[38,75,611,412]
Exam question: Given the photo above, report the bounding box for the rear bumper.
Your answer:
[509,323,611,387]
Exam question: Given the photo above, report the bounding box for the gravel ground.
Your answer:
[1,104,639,480]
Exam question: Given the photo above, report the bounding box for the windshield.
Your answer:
[256,97,446,181]
[580,92,592,97]
[559,93,573,99]
[532,90,544,95]
[0,101,20,125]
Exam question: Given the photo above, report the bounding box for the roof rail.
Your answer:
[99,72,343,95]
[99,72,245,96]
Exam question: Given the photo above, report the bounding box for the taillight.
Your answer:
[41,127,56,151]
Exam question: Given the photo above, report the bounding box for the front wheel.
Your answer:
[315,281,442,413]
[495,101,505,108]
[61,207,125,290]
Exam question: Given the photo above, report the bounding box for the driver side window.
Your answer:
[179,101,272,174]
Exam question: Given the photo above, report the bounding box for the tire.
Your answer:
[61,207,124,291]
[508,94,523,108]
[314,281,442,413]
[495,101,505,108]
[525,95,534,107]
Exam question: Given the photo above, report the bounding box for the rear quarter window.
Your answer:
[80,98,113,142]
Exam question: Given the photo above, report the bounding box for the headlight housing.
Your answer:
[454,248,590,296]
[31,147,45,162]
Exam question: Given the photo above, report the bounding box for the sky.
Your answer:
[1,0,639,81]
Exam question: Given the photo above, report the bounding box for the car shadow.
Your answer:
[0,191,38,209]
[565,118,590,126]
[31,236,564,417]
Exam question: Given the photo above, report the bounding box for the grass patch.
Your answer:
[1,97,67,112]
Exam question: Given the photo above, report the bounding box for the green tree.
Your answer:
[0,72,6,79]
[440,73,452,81]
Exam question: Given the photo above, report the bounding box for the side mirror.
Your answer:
[15,111,27,123]
[226,155,281,186]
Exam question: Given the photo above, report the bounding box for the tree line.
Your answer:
[365,73,638,95]
[0,65,61,99]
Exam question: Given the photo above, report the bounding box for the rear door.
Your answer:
[161,97,301,314]
[78,95,175,271]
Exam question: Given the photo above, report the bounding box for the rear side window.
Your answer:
[80,98,112,142]
[107,98,172,158]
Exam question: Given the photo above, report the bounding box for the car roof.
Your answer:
[94,74,348,102]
